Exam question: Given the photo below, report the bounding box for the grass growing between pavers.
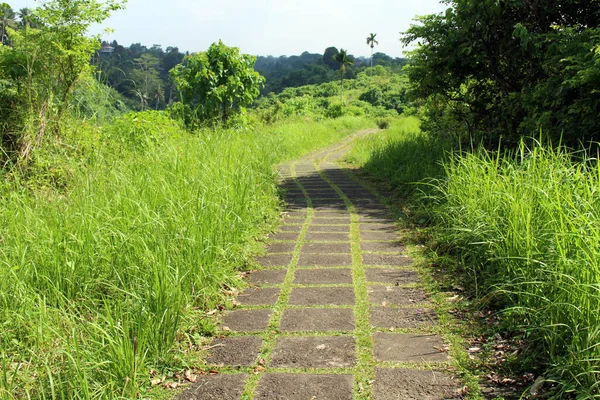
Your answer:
[179,131,467,399]
[240,161,314,400]
[317,163,376,400]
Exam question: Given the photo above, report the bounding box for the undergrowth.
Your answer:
[345,123,600,398]
[0,113,373,398]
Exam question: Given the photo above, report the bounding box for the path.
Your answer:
[178,131,460,399]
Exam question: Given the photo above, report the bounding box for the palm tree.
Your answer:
[334,48,354,103]
[17,7,32,28]
[0,3,16,45]
[366,33,379,72]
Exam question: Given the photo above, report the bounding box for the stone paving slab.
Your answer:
[361,241,406,253]
[369,307,437,329]
[294,268,353,284]
[255,254,293,267]
[365,268,420,285]
[176,373,248,400]
[302,242,351,253]
[311,217,352,224]
[357,213,393,220]
[238,288,281,306]
[221,309,272,332]
[270,232,301,241]
[297,253,352,266]
[266,242,297,253]
[312,211,351,218]
[361,231,399,241]
[308,224,350,233]
[205,336,263,366]
[270,336,356,368]
[280,308,355,332]
[304,232,350,242]
[280,224,303,232]
[312,205,349,212]
[359,223,397,232]
[363,254,414,266]
[373,333,448,363]
[367,286,430,306]
[288,287,355,306]
[255,373,354,400]
[373,368,459,400]
[246,269,288,286]
[283,211,307,219]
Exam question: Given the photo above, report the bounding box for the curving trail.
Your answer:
[178,130,459,400]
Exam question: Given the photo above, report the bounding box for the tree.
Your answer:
[0,0,124,162]
[170,40,265,126]
[17,7,34,28]
[130,53,163,110]
[323,46,340,70]
[334,48,353,102]
[366,33,378,71]
[402,0,600,147]
[0,3,15,45]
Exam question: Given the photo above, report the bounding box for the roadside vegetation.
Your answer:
[0,1,384,397]
[345,0,600,398]
[2,0,599,397]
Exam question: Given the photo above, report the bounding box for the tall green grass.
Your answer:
[345,116,450,197]
[0,113,373,398]
[346,121,600,397]
[435,142,600,397]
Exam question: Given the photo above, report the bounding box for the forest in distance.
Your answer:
[1,0,600,398]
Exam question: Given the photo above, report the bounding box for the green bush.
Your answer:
[102,111,182,151]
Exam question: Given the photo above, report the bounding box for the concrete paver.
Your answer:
[176,374,248,400]
[205,336,263,366]
[373,369,459,400]
[297,253,352,266]
[255,373,354,400]
[221,309,272,332]
[179,131,455,400]
[246,269,287,286]
[372,333,448,363]
[280,308,355,331]
[367,286,431,306]
[270,336,356,368]
[293,268,353,284]
[288,287,355,306]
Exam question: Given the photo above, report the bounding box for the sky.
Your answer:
[7,0,448,58]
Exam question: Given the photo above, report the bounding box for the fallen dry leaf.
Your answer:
[150,378,162,386]
[163,381,180,389]
[185,370,197,383]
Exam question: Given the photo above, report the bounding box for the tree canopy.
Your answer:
[170,40,265,126]
[403,0,600,147]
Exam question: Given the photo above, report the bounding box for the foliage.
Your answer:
[0,2,15,45]
[94,42,185,111]
[403,0,600,147]
[366,33,378,69]
[344,116,449,197]
[0,0,124,163]
[334,48,354,102]
[432,142,600,397]
[0,114,372,398]
[71,74,129,122]
[252,66,410,125]
[170,40,265,126]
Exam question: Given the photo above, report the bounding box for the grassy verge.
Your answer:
[345,118,600,398]
[0,113,373,399]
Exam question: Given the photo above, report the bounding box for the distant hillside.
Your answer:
[255,49,406,95]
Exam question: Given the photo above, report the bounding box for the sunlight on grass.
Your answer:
[0,115,373,398]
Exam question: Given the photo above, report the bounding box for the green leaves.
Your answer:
[403,0,600,147]
[170,40,265,127]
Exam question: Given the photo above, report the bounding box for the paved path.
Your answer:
[179,131,460,399]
